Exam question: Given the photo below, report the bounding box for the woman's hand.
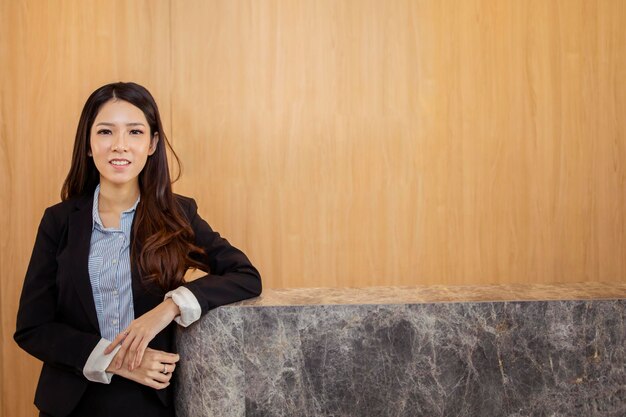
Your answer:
[104,298,180,371]
[107,347,180,390]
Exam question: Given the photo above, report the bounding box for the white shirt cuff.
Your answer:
[165,286,201,327]
[83,338,121,384]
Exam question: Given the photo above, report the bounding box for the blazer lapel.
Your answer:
[67,193,101,333]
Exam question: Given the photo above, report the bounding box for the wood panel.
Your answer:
[0,2,171,415]
[171,0,626,288]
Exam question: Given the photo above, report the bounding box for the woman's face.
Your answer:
[89,99,158,191]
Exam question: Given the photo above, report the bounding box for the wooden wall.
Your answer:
[2,0,624,415]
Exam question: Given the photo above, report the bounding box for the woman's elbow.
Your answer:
[250,271,262,297]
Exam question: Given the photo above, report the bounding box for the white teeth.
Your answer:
[111,160,130,166]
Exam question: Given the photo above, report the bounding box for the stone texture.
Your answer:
[174,284,626,417]
[235,282,626,307]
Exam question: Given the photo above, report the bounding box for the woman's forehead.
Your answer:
[94,99,148,125]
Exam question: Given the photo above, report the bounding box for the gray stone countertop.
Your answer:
[175,281,626,416]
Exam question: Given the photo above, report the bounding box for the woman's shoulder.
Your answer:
[174,193,196,207]
[44,194,92,217]
[173,193,199,217]
[34,194,91,233]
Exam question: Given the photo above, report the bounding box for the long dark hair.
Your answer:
[62,82,207,291]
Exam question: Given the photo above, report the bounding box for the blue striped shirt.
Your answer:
[88,184,138,341]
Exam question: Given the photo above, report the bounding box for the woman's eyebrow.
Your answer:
[95,122,146,127]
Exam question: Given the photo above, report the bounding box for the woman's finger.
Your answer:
[144,375,170,389]
[153,369,170,383]
[165,363,174,373]
[104,329,128,354]
[134,339,150,369]
[115,334,136,369]
[150,381,170,390]
[127,335,145,371]
[145,358,175,376]
[156,352,181,363]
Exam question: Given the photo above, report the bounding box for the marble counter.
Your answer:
[174,283,626,416]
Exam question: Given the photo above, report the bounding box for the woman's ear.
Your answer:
[149,133,159,155]
[88,149,92,157]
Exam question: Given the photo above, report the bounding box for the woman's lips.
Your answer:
[109,159,131,169]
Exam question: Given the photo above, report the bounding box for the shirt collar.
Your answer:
[92,183,141,230]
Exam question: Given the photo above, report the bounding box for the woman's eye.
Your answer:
[97,129,112,135]
[130,129,144,135]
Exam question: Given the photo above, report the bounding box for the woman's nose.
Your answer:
[111,132,128,151]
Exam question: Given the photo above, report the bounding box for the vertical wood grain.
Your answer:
[171,0,625,288]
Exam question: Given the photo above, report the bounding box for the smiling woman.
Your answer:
[13,82,262,417]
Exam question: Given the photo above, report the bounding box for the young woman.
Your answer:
[14,82,262,417]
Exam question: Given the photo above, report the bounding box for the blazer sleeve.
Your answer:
[14,208,101,377]
[179,197,262,315]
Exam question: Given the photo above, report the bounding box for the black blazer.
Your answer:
[14,192,262,417]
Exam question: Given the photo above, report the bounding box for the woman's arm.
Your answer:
[106,196,262,370]
[180,196,262,313]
